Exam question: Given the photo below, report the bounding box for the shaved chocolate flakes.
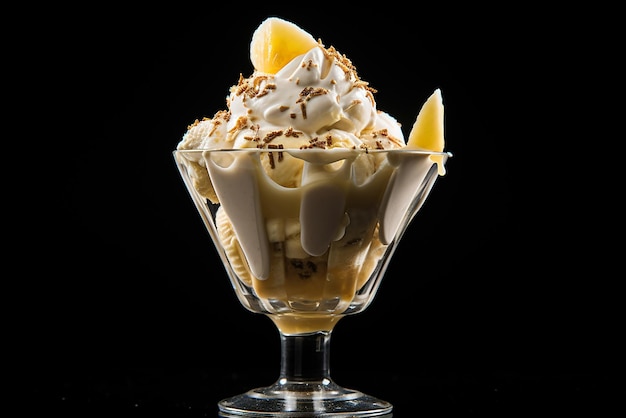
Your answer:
[298,86,328,101]
[295,87,328,120]
[300,136,328,149]
[267,143,284,166]
[233,74,279,100]
[244,124,261,143]
[301,59,317,71]
[262,130,283,144]
[323,45,360,82]
[284,127,303,138]
[256,82,276,98]
[300,102,307,119]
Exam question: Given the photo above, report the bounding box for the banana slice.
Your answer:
[406,88,446,175]
[215,207,253,286]
[250,17,319,74]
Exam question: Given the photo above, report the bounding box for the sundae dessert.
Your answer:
[175,17,449,334]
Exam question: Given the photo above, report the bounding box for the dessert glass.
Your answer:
[174,148,450,417]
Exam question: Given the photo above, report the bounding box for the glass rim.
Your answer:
[174,148,452,157]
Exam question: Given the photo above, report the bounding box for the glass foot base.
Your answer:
[218,379,392,417]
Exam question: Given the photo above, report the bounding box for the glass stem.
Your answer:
[279,331,332,383]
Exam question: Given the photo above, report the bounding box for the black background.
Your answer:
[17,2,622,416]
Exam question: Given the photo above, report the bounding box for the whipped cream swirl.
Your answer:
[178,45,405,152]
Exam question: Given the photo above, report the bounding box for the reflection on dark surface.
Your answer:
[27,367,615,417]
